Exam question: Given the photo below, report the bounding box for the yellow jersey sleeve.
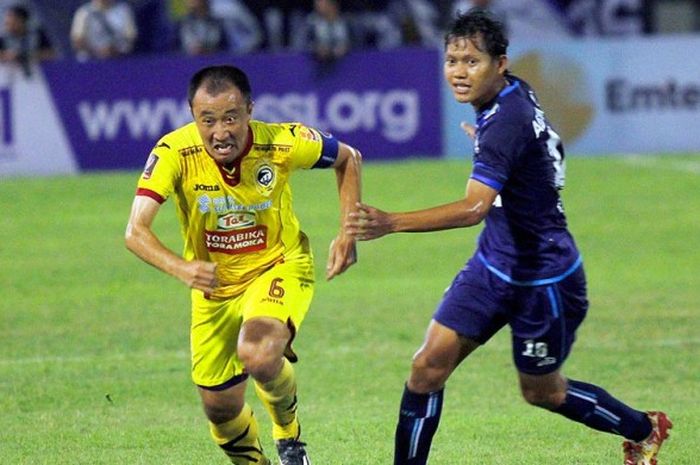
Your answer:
[135,125,200,202]
[278,122,339,171]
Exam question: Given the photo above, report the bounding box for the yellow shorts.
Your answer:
[190,246,315,388]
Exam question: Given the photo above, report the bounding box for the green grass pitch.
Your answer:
[1,154,698,464]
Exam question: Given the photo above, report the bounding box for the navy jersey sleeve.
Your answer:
[471,120,526,192]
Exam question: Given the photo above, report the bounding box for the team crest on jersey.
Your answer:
[142,153,159,179]
[254,161,276,196]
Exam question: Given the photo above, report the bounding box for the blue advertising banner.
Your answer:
[42,48,442,171]
[443,35,700,158]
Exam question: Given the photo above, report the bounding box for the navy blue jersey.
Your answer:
[470,74,581,285]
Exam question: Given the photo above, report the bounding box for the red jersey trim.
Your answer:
[136,187,166,204]
[217,126,254,187]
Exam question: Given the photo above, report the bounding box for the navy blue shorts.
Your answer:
[433,257,589,374]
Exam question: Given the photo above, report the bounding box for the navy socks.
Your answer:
[394,385,444,465]
[554,379,652,441]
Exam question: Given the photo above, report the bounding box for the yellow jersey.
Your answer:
[135,120,339,298]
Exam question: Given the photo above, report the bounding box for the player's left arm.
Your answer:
[346,179,498,241]
[326,142,362,280]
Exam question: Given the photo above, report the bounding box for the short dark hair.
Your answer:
[187,65,252,107]
[8,5,30,22]
[444,9,508,57]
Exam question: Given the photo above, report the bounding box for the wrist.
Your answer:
[388,213,401,233]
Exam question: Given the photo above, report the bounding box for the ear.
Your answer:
[497,55,509,74]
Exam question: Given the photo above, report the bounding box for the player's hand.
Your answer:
[326,234,357,281]
[179,260,218,294]
[345,202,393,241]
[461,121,476,140]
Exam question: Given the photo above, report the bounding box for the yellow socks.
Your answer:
[209,403,269,464]
[209,358,301,464]
[254,358,300,441]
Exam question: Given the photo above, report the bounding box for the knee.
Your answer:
[202,398,243,424]
[408,351,451,392]
[238,341,282,382]
[520,386,566,410]
[238,318,289,382]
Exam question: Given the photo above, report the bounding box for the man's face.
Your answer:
[444,35,507,108]
[4,12,24,35]
[186,0,207,13]
[191,84,252,165]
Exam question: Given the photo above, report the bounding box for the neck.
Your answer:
[472,76,508,110]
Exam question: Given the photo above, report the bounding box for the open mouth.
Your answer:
[213,142,235,155]
[453,83,471,94]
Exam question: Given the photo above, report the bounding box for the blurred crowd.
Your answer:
[0,0,698,71]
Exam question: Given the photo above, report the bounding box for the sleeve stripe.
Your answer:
[312,134,339,169]
[136,187,166,203]
[470,173,503,191]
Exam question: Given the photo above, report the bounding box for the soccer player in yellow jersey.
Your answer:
[125,65,362,465]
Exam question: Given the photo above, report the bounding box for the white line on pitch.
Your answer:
[0,350,190,366]
[620,155,700,175]
[1,337,697,366]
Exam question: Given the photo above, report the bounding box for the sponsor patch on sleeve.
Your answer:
[299,126,321,142]
[142,153,159,179]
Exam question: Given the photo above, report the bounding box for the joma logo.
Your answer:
[194,184,220,191]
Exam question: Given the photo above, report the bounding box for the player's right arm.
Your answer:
[125,195,218,295]
[345,179,498,241]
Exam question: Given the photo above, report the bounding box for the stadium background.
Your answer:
[1,0,700,176]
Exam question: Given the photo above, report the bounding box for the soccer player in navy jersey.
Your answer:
[345,9,671,465]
